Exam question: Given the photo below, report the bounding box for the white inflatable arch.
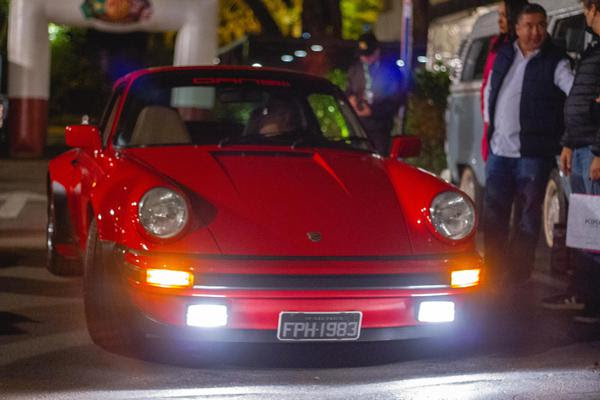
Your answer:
[7,0,218,157]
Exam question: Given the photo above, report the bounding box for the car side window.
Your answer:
[461,36,491,82]
[99,86,125,146]
[307,94,350,139]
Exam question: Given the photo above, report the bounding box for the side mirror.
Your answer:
[565,27,585,54]
[390,136,421,159]
[65,125,101,149]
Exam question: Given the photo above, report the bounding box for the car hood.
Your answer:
[124,147,413,256]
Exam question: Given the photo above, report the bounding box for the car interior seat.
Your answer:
[244,99,302,137]
[130,105,191,146]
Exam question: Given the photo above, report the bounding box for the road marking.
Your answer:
[0,266,75,282]
[0,329,89,367]
[0,293,80,312]
[0,191,46,219]
[3,370,600,400]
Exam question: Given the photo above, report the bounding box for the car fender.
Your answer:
[385,160,477,255]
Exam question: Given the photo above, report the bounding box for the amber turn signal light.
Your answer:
[146,269,194,288]
[450,269,481,288]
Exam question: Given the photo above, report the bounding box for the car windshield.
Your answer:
[113,72,372,152]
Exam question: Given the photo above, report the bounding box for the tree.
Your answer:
[242,0,283,37]
[302,0,342,39]
[219,0,381,46]
[340,0,381,39]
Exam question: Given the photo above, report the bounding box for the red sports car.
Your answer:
[47,66,483,353]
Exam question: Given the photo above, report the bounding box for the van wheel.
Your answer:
[459,167,482,211]
[542,169,566,248]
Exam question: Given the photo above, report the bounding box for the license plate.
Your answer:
[277,311,362,341]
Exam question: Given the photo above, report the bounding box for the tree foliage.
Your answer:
[219,0,382,45]
[404,65,451,174]
[340,0,382,39]
[219,0,302,45]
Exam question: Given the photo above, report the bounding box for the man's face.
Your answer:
[498,2,508,34]
[359,48,381,65]
[584,4,598,30]
[516,12,548,53]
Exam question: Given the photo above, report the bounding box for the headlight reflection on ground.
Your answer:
[22,369,600,400]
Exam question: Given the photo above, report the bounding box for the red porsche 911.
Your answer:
[47,66,483,353]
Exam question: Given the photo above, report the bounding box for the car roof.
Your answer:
[114,65,334,91]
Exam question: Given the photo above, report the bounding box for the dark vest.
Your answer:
[488,39,567,157]
[562,41,600,152]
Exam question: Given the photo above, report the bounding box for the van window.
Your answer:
[553,13,585,49]
[461,36,492,82]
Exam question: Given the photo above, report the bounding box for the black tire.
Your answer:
[83,220,143,354]
[459,167,483,213]
[46,194,82,276]
[542,169,567,249]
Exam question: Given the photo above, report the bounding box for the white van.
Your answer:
[445,0,587,248]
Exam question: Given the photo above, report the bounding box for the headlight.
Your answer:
[138,188,188,238]
[429,191,475,240]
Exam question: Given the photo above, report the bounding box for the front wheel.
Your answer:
[83,220,143,354]
[542,169,567,249]
[46,194,82,276]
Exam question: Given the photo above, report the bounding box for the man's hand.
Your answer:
[560,147,573,175]
[348,95,359,111]
[356,103,372,117]
[348,95,372,117]
[590,156,600,181]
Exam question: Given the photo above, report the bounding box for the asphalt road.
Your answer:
[2,160,600,399]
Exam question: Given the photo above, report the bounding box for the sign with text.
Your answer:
[566,193,600,251]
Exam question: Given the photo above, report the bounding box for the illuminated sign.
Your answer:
[81,0,153,23]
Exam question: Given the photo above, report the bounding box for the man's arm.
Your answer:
[483,70,492,124]
[554,58,574,95]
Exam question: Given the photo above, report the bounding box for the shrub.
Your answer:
[403,65,450,175]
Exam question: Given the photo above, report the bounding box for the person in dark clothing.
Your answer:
[541,0,600,323]
[346,32,404,155]
[482,3,574,288]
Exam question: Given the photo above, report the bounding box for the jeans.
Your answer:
[570,147,600,306]
[483,153,554,283]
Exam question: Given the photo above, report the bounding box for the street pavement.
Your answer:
[2,158,600,399]
[0,159,47,249]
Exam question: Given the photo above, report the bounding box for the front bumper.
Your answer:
[114,245,484,343]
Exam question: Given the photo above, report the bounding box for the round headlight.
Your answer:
[429,191,475,240]
[138,188,188,239]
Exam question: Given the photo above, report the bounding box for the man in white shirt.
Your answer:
[482,3,574,288]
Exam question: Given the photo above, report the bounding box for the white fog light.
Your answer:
[186,304,228,328]
[418,301,455,323]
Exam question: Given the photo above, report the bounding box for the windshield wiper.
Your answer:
[332,136,372,146]
[290,135,328,149]
[218,134,269,148]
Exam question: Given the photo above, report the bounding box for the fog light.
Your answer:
[418,301,455,323]
[146,269,193,288]
[186,304,228,328]
[451,269,480,288]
